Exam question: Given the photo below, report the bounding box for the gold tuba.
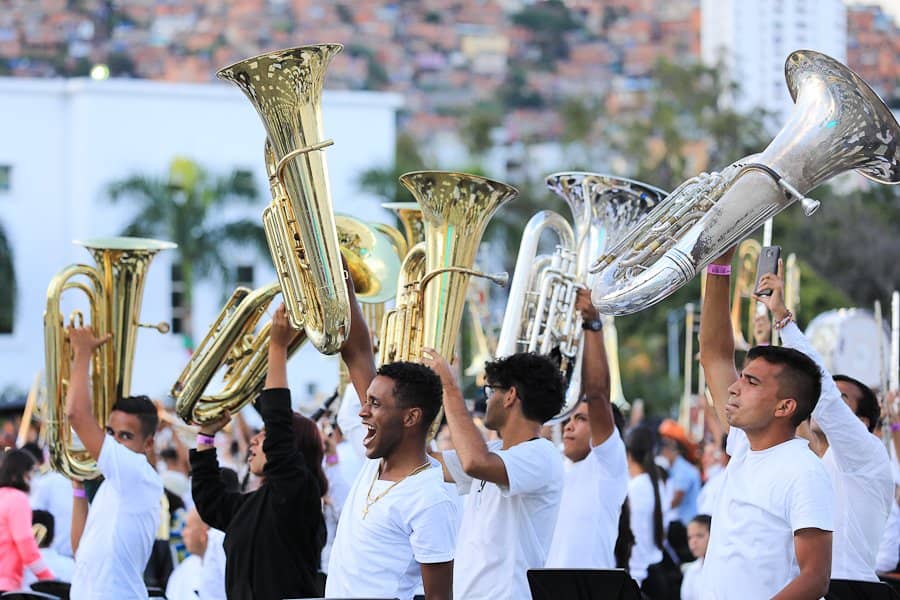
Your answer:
[590,50,900,315]
[496,173,665,420]
[379,172,515,370]
[218,44,350,354]
[44,237,175,479]
[729,239,762,351]
[173,216,401,425]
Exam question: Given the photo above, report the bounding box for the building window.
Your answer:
[0,165,11,192]
[171,263,186,335]
[236,265,254,288]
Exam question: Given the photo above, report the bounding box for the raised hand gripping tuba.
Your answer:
[496,173,665,421]
[44,237,175,479]
[379,172,516,371]
[218,44,350,354]
[172,216,401,425]
[591,50,900,315]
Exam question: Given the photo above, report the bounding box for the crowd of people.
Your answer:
[1,249,899,600]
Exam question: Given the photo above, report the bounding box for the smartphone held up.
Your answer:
[754,245,781,297]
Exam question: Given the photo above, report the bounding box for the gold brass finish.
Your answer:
[218,45,350,355]
[44,237,175,479]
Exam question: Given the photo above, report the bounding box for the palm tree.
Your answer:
[0,224,15,334]
[107,156,268,348]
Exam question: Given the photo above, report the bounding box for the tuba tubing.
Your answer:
[44,237,174,480]
[219,45,350,354]
[591,50,900,316]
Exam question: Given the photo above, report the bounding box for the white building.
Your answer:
[701,0,847,125]
[0,76,402,412]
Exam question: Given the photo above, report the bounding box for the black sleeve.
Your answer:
[189,447,246,532]
[257,387,309,483]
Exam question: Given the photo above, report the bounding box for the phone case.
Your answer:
[754,246,781,296]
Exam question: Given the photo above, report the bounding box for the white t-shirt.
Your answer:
[545,433,628,568]
[196,528,226,600]
[70,436,163,600]
[697,468,724,517]
[326,457,458,600]
[444,438,563,600]
[628,472,664,584]
[30,470,74,557]
[699,427,834,599]
[164,555,202,600]
[680,558,703,600]
[782,321,895,581]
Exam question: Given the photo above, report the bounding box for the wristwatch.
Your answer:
[582,318,603,332]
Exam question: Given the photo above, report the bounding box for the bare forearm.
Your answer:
[265,343,288,389]
[771,571,829,600]
[582,328,614,442]
[71,496,88,554]
[341,284,376,404]
[699,273,736,429]
[65,353,93,427]
[442,382,490,473]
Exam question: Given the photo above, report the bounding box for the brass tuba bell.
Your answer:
[590,50,900,315]
[497,173,665,421]
[44,237,175,479]
[218,44,350,354]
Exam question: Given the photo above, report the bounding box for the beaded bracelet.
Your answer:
[773,310,794,330]
[707,264,731,276]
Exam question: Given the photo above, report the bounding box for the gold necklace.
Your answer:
[362,460,431,519]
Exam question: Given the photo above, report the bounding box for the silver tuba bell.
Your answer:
[496,172,665,421]
[590,50,900,315]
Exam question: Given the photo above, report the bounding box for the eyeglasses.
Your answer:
[482,384,508,397]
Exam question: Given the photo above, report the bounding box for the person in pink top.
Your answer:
[0,449,54,592]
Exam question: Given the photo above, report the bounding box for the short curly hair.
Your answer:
[376,361,443,431]
[484,352,565,423]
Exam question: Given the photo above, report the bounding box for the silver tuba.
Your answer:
[496,173,665,421]
[590,50,900,315]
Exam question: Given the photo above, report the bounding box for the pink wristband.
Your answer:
[73,488,86,499]
[197,433,216,446]
[891,422,900,433]
[707,264,731,276]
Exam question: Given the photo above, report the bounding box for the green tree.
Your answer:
[0,224,15,333]
[107,157,267,348]
[358,133,428,205]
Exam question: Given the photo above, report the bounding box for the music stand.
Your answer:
[527,569,641,600]
[826,578,900,600]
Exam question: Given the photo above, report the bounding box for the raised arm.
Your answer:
[190,412,247,532]
[755,265,880,472]
[423,348,509,487]
[340,268,376,405]
[64,326,112,461]
[575,288,614,444]
[699,248,738,433]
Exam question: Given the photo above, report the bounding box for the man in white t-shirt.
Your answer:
[759,265,894,582]
[65,326,163,600]
[545,288,629,569]
[166,508,226,600]
[423,348,565,600]
[325,287,457,600]
[698,250,835,599]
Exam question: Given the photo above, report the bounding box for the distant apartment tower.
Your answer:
[846,4,900,102]
[701,0,846,123]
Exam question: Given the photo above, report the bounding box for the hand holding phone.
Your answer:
[754,246,781,296]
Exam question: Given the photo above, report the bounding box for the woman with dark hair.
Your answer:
[0,449,54,592]
[625,426,669,597]
[189,304,328,599]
